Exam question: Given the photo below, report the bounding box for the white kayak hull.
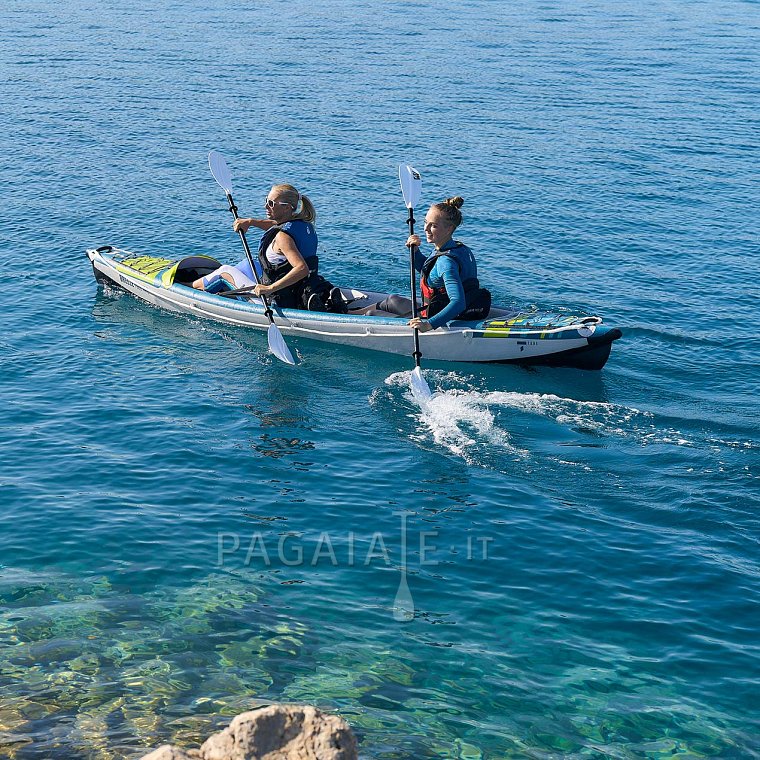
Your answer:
[86,247,621,369]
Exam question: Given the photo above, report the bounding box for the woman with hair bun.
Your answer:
[359,196,490,328]
[194,183,333,310]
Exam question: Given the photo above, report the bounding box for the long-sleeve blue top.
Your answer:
[414,239,478,329]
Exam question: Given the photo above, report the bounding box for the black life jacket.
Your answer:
[419,246,492,321]
[258,225,319,309]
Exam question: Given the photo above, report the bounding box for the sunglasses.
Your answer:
[265,198,293,210]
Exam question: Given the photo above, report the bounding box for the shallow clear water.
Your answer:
[1,0,758,757]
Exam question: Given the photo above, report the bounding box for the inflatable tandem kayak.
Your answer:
[86,246,622,370]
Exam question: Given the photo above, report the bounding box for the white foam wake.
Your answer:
[381,371,692,461]
[383,371,524,459]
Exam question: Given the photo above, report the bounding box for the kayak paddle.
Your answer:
[398,164,432,402]
[208,150,295,366]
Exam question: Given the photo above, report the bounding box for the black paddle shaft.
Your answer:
[223,191,274,322]
[407,207,423,367]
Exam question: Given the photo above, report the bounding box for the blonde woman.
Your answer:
[358,196,490,327]
[194,184,320,309]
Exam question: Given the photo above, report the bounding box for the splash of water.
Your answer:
[381,371,692,461]
[383,371,523,459]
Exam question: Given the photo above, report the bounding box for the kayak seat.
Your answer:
[172,256,223,286]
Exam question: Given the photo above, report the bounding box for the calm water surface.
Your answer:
[1,0,758,757]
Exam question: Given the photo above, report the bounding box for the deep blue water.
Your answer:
[1,0,759,757]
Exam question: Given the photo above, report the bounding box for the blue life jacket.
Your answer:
[257,220,319,308]
[420,240,491,322]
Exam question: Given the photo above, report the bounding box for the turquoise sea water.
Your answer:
[1,1,759,757]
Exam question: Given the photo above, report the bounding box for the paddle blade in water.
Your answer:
[399,164,422,209]
[410,366,432,404]
[267,323,296,365]
[208,150,233,194]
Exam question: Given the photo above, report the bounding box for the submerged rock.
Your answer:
[140,704,357,760]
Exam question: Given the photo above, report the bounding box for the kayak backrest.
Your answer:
[170,256,223,286]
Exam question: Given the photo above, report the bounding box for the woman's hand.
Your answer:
[233,218,253,233]
[406,234,421,248]
[253,283,275,296]
[408,318,433,332]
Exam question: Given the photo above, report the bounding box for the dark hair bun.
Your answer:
[444,196,464,209]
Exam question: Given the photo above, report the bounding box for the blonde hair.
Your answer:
[430,196,464,229]
[271,183,317,224]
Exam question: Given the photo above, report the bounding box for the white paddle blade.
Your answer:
[399,164,422,209]
[267,323,296,365]
[410,366,432,404]
[208,150,233,194]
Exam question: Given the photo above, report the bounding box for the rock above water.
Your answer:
[141,747,200,760]
[140,704,358,760]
